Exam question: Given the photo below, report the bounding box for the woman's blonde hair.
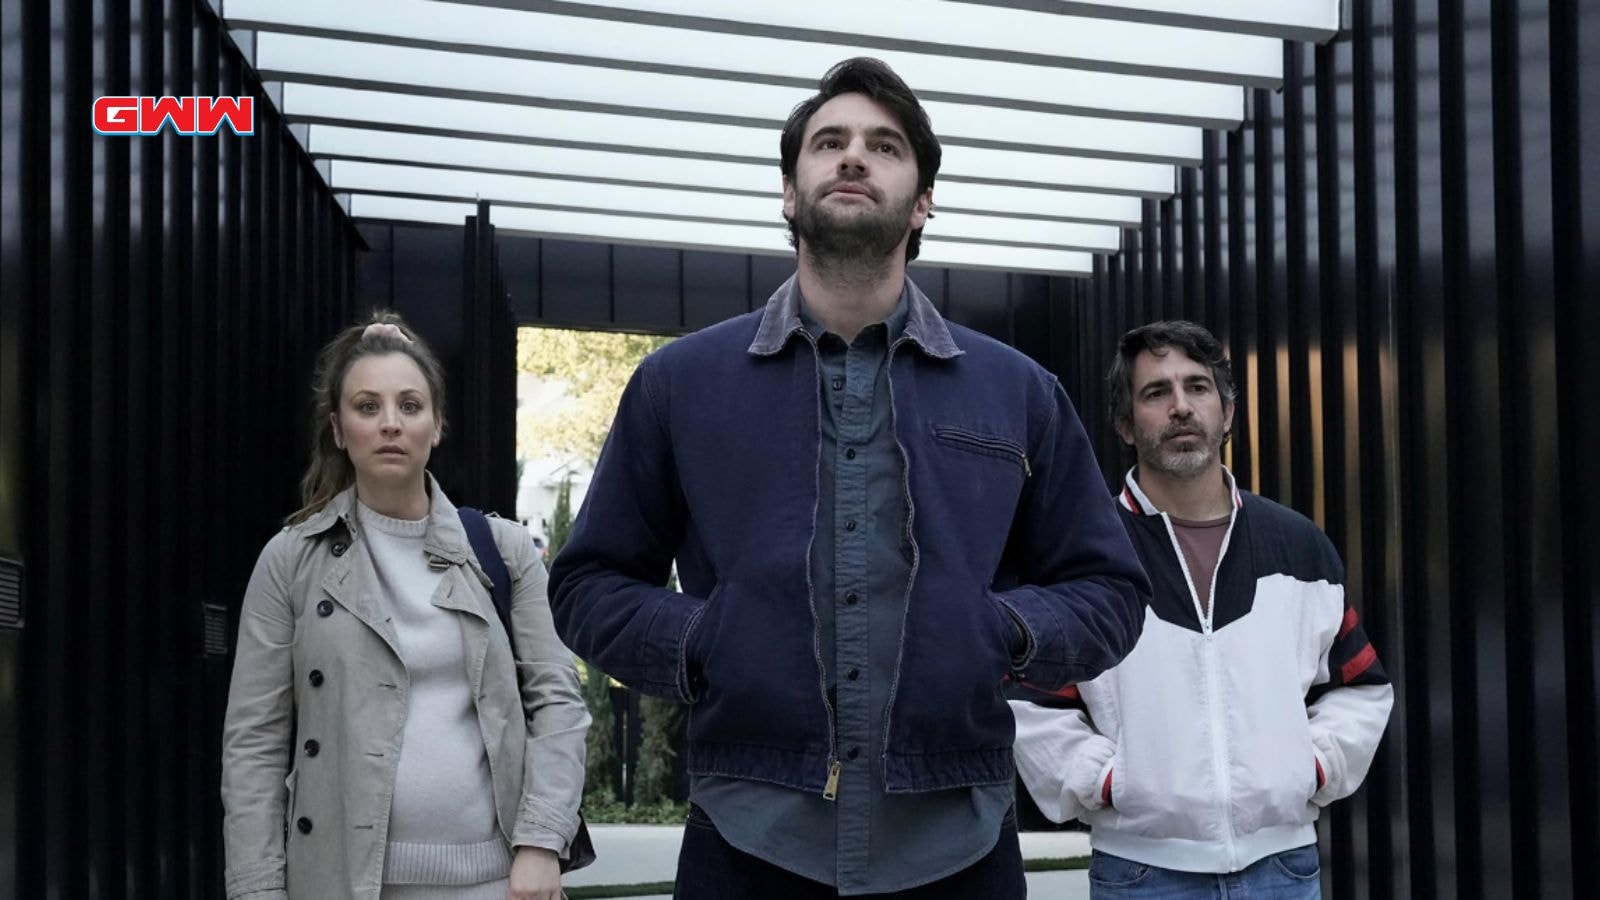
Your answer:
[286,311,448,525]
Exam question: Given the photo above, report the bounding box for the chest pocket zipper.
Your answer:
[932,426,1032,477]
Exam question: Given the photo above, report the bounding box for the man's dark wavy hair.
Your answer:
[779,57,942,262]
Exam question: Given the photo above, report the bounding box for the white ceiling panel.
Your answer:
[307,125,1147,226]
[224,0,1311,274]
[253,33,1204,164]
[226,0,1243,126]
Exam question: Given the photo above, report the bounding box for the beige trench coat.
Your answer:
[220,478,590,900]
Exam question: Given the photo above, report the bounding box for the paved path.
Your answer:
[568,824,1091,895]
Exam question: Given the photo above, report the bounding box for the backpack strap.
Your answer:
[457,507,513,643]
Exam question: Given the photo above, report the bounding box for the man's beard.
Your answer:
[1134,419,1225,480]
[791,179,918,268]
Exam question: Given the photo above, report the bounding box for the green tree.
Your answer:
[548,475,574,560]
[517,328,672,465]
[580,660,618,804]
[632,695,685,806]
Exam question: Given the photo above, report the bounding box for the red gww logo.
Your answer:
[93,96,255,136]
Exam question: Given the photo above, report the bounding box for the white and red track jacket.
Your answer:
[1010,468,1393,873]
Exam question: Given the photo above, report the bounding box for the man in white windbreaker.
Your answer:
[1009,320,1393,898]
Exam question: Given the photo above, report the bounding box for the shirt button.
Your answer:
[845,520,857,532]
[308,670,324,687]
[831,376,844,390]
[331,541,348,557]
[297,817,313,834]
[317,600,334,618]
[304,739,320,757]
[847,747,861,761]
[847,669,860,681]
[845,448,856,460]
[844,593,858,606]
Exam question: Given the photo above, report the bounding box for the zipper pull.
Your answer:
[1022,454,1032,478]
[822,760,842,801]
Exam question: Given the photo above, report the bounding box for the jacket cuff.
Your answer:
[515,794,580,849]
[225,859,285,900]
[1068,736,1117,812]
[1309,732,1343,807]
[992,590,1052,678]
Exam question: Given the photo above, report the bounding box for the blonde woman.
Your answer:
[222,313,589,900]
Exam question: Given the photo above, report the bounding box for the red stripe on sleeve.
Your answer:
[1340,643,1378,683]
[1315,757,1326,790]
[1338,607,1359,640]
[1018,682,1081,701]
[1101,769,1114,806]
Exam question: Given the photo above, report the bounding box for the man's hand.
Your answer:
[507,846,562,900]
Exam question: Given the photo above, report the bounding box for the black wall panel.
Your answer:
[0,1,361,897]
[1052,1,1599,895]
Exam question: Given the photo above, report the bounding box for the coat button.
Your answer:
[308,670,324,687]
[844,593,858,606]
[845,448,857,460]
[317,600,334,617]
[847,747,860,761]
[304,739,320,757]
[331,541,348,557]
[296,817,313,834]
[847,668,860,681]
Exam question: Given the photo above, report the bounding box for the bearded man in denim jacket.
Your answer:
[549,57,1150,900]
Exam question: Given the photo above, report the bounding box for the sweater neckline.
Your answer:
[358,500,430,538]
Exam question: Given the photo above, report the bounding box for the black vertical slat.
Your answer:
[1180,168,1200,322]
[87,0,126,894]
[1252,87,1281,503]
[1227,124,1253,492]
[1552,0,1600,890]
[1283,44,1315,517]
[1160,196,1177,322]
[1141,198,1158,323]
[1202,133,1224,333]
[1438,0,1486,892]
[44,0,89,895]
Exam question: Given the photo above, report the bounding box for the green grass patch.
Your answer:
[581,798,689,825]
[565,883,676,899]
[1023,855,1091,872]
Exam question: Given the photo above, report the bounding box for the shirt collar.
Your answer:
[1118,465,1244,516]
[748,273,963,359]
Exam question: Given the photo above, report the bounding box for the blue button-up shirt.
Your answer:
[691,290,1013,894]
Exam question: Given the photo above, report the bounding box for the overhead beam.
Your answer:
[347,194,1097,276]
[428,0,1284,87]
[249,33,1205,165]
[280,84,1178,197]
[945,0,1342,43]
[223,0,1243,127]
[307,126,1147,227]
[326,161,1125,253]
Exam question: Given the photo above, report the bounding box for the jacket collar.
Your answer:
[1118,465,1244,516]
[295,472,473,565]
[747,273,964,360]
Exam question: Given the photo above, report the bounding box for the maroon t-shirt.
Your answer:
[1169,514,1231,616]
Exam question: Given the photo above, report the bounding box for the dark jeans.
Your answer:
[672,804,1028,900]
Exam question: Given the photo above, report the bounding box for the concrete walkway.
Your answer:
[567,824,1091,897]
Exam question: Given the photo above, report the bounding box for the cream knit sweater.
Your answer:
[359,502,510,892]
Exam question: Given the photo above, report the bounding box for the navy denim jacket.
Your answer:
[549,275,1150,796]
